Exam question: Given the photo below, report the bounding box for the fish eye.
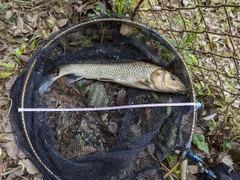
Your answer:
[170,75,177,81]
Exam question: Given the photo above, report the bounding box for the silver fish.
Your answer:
[39,61,186,94]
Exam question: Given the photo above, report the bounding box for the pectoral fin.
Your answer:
[66,75,84,84]
[137,78,151,87]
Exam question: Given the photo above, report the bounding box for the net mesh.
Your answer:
[10,15,196,180]
[131,1,240,124]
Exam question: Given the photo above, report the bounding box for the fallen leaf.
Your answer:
[0,72,14,79]
[54,6,65,14]
[19,55,30,62]
[52,25,59,33]
[237,44,240,50]
[31,14,39,28]
[4,123,12,133]
[3,133,14,141]
[13,29,22,36]
[17,16,24,30]
[0,99,9,107]
[24,23,34,32]
[5,10,13,19]
[22,28,29,34]
[5,75,18,91]
[57,18,69,27]
[0,40,8,51]
[26,15,33,22]
[221,155,233,168]
[201,113,217,121]
[22,159,39,175]
[5,169,24,180]
[18,150,26,159]
[3,141,20,159]
[116,89,126,106]
[187,165,199,174]
[46,17,57,30]
[66,6,73,18]
[225,37,233,50]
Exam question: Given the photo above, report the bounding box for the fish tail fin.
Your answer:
[38,75,57,95]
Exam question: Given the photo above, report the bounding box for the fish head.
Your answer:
[151,68,187,93]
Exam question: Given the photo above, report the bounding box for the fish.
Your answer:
[38,61,187,94]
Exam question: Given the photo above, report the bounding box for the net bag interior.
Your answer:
[10,15,196,180]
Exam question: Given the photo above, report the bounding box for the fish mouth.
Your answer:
[176,84,188,93]
[177,88,188,94]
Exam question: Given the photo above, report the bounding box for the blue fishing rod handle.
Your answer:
[187,151,202,163]
[199,164,217,179]
[206,170,217,179]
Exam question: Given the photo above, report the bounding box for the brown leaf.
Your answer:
[13,29,22,36]
[225,37,233,50]
[26,15,33,23]
[19,55,30,62]
[5,169,24,180]
[116,89,126,106]
[187,165,199,174]
[54,6,64,14]
[3,141,21,159]
[17,16,24,30]
[66,6,73,18]
[5,10,13,19]
[0,99,9,107]
[21,29,29,34]
[2,133,14,141]
[0,40,8,51]
[221,155,233,167]
[5,75,18,91]
[22,159,39,175]
[237,44,240,50]
[31,14,39,28]
[4,123,12,133]
[52,25,59,33]
[57,19,69,27]
[18,150,26,159]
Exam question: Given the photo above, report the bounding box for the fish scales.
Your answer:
[56,61,158,84]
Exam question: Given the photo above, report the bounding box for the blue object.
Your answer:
[196,102,202,110]
[187,102,202,114]
[187,151,202,163]
[187,151,217,179]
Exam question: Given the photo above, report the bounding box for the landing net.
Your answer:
[10,15,196,180]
